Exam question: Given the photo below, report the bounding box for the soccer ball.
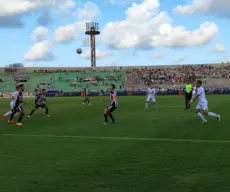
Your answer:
[76,48,82,54]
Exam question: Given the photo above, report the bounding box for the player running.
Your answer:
[34,84,41,105]
[144,86,157,111]
[8,84,26,126]
[192,85,197,99]
[103,84,117,124]
[28,89,49,118]
[2,86,19,120]
[83,85,91,105]
[188,80,221,123]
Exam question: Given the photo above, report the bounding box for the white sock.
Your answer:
[14,112,18,117]
[4,111,12,117]
[197,112,206,121]
[145,103,148,108]
[208,112,218,117]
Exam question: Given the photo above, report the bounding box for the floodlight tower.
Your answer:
[85,22,100,69]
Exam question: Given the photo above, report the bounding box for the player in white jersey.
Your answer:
[192,86,197,99]
[144,86,157,111]
[188,80,220,123]
[1,86,19,120]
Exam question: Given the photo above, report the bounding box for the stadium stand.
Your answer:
[1,64,230,93]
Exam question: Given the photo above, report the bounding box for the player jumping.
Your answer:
[2,85,19,120]
[103,84,117,124]
[8,84,26,126]
[28,89,49,118]
[144,86,157,111]
[188,80,221,123]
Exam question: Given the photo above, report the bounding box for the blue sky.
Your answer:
[0,0,229,67]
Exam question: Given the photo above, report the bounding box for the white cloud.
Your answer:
[76,1,100,20]
[210,43,227,53]
[61,0,76,11]
[54,24,76,43]
[24,40,55,61]
[53,1,100,44]
[81,49,112,60]
[10,34,17,39]
[174,56,185,63]
[81,37,90,47]
[97,59,118,67]
[152,51,164,58]
[0,0,76,28]
[173,0,230,16]
[23,62,35,67]
[102,0,218,50]
[106,0,132,5]
[0,0,75,17]
[30,26,48,42]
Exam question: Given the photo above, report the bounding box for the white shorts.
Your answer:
[10,100,14,109]
[196,101,208,110]
[146,95,156,102]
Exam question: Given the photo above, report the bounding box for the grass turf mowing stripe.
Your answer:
[1,133,230,144]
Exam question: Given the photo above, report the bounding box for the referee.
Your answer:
[185,80,193,110]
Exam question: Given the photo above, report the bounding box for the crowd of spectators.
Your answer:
[124,64,230,88]
[1,64,230,92]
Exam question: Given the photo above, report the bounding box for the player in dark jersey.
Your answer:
[28,89,49,118]
[34,84,41,105]
[8,84,26,126]
[103,84,118,124]
[83,85,91,105]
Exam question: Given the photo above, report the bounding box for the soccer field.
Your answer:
[0,95,230,192]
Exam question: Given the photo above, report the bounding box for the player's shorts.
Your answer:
[196,101,208,110]
[14,105,23,112]
[35,103,47,109]
[185,92,192,100]
[146,95,156,102]
[10,100,14,109]
[107,104,117,113]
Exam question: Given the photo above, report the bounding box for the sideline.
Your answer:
[1,134,230,144]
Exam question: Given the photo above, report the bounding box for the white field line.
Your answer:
[1,134,230,144]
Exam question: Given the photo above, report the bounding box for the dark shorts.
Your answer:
[185,92,192,100]
[107,104,117,113]
[14,105,23,112]
[35,103,47,109]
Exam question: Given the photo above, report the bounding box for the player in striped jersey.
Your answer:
[83,85,91,105]
[28,89,49,118]
[103,84,118,124]
[2,86,19,120]
[8,84,26,126]
[34,84,41,105]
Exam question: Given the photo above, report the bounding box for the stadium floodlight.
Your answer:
[85,22,100,70]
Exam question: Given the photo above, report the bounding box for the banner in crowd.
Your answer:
[45,88,230,97]
[0,92,33,98]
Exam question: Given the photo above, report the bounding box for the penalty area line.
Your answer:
[1,134,230,144]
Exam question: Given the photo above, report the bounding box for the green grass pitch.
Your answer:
[0,95,230,192]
